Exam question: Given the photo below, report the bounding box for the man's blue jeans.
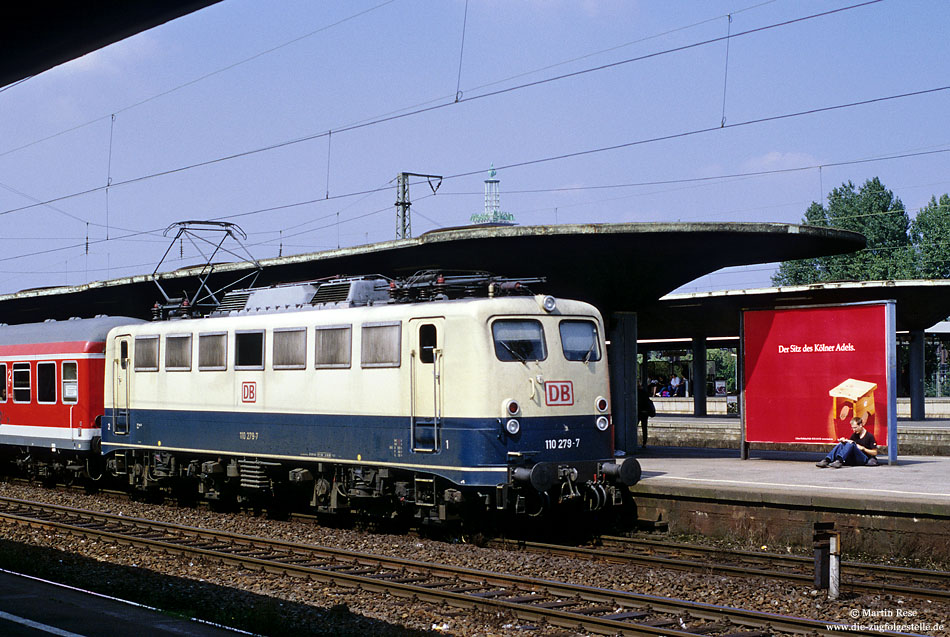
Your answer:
[823,441,869,466]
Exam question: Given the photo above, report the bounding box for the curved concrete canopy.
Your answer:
[0,222,864,324]
[639,280,950,340]
[2,1,221,88]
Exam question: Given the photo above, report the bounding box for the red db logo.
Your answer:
[242,381,257,403]
[545,381,574,406]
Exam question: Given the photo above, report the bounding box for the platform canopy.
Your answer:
[638,279,950,340]
[1,1,222,87]
[0,222,864,324]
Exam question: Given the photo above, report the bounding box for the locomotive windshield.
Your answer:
[559,320,601,362]
[492,319,547,362]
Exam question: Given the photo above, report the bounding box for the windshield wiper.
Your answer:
[582,341,596,364]
[500,340,527,364]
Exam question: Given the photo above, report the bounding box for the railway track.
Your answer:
[0,495,917,636]
[489,534,950,603]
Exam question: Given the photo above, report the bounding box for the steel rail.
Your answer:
[489,536,949,603]
[0,497,916,637]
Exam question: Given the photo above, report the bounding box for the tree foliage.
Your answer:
[773,177,924,286]
[910,194,950,279]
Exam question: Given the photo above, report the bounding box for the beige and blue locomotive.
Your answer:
[100,274,640,523]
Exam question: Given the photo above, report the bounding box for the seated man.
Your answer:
[817,416,879,468]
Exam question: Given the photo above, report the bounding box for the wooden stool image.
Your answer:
[828,378,877,437]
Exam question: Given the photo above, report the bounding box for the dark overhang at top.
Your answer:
[0,222,864,324]
[638,280,950,341]
[1,1,222,87]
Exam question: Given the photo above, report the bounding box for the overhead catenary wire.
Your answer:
[0,0,887,216]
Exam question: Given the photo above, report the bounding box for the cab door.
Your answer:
[409,318,443,453]
[112,336,132,435]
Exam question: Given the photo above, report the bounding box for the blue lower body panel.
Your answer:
[101,409,614,488]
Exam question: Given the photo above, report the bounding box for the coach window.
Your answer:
[492,319,546,362]
[198,333,227,371]
[37,362,56,404]
[133,336,159,372]
[62,362,78,404]
[12,362,30,403]
[274,328,307,369]
[235,330,265,370]
[315,325,351,369]
[165,334,193,371]
[559,320,601,362]
[0,363,6,402]
[361,323,401,368]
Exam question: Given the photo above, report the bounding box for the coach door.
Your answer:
[409,318,443,453]
[112,336,131,435]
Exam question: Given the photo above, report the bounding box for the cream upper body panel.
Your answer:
[103,295,609,419]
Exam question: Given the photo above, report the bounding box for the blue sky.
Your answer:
[1,0,949,297]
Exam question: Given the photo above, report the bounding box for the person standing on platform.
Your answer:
[816,416,879,468]
[637,384,655,448]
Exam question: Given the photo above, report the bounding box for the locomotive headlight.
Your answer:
[595,416,609,431]
[541,295,557,313]
[504,399,521,417]
[505,418,521,435]
[595,396,609,413]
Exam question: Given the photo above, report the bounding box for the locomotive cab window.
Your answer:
[198,333,227,370]
[235,330,265,369]
[133,336,159,371]
[419,323,437,364]
[12,362,30,403]
[62,362,78,404]
[314,325,351,369]
[274,328,307,369]
[559,320,601,362]
[0,363,6,402]
[492,319,546,362]
[37,362,56,404]
[165,334,193,371]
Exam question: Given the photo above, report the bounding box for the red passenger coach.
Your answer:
[0,317,141,477]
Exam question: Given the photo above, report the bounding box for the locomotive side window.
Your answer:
[361,323,401,368]
[0,363,6,402]
[198,333,227,370]
[559,320,601,362]
[419,324,437,364]
[37,362,56,404]
[12,362,30,403]
[315,325,351,369]
[120,341,129,370]
[133,336,159,371]
[235,330,265,369]
[62,362,78,404]
[492,319,546,362]
[273,328,307,369]
[165,334,193,371]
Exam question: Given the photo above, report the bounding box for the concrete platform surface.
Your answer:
[0,569,242,637]
[630,446,950,517]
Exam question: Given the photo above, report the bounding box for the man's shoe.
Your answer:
[816,459,830,468]
[867,457,878,466]
[829,459,844,468]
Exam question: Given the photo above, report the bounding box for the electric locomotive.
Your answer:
[98,273,639,523]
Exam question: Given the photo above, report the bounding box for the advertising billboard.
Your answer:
[742,302,896,460]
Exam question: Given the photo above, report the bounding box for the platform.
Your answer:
[627,447,950,561]
[642,414,950,455]
[0,570,241,637]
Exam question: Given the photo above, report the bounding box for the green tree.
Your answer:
[773,177,914,285]
[910,194,950,278]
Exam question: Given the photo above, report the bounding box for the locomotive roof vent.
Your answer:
[310,277,390,308]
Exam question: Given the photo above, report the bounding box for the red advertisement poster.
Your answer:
[743,304,891,445]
